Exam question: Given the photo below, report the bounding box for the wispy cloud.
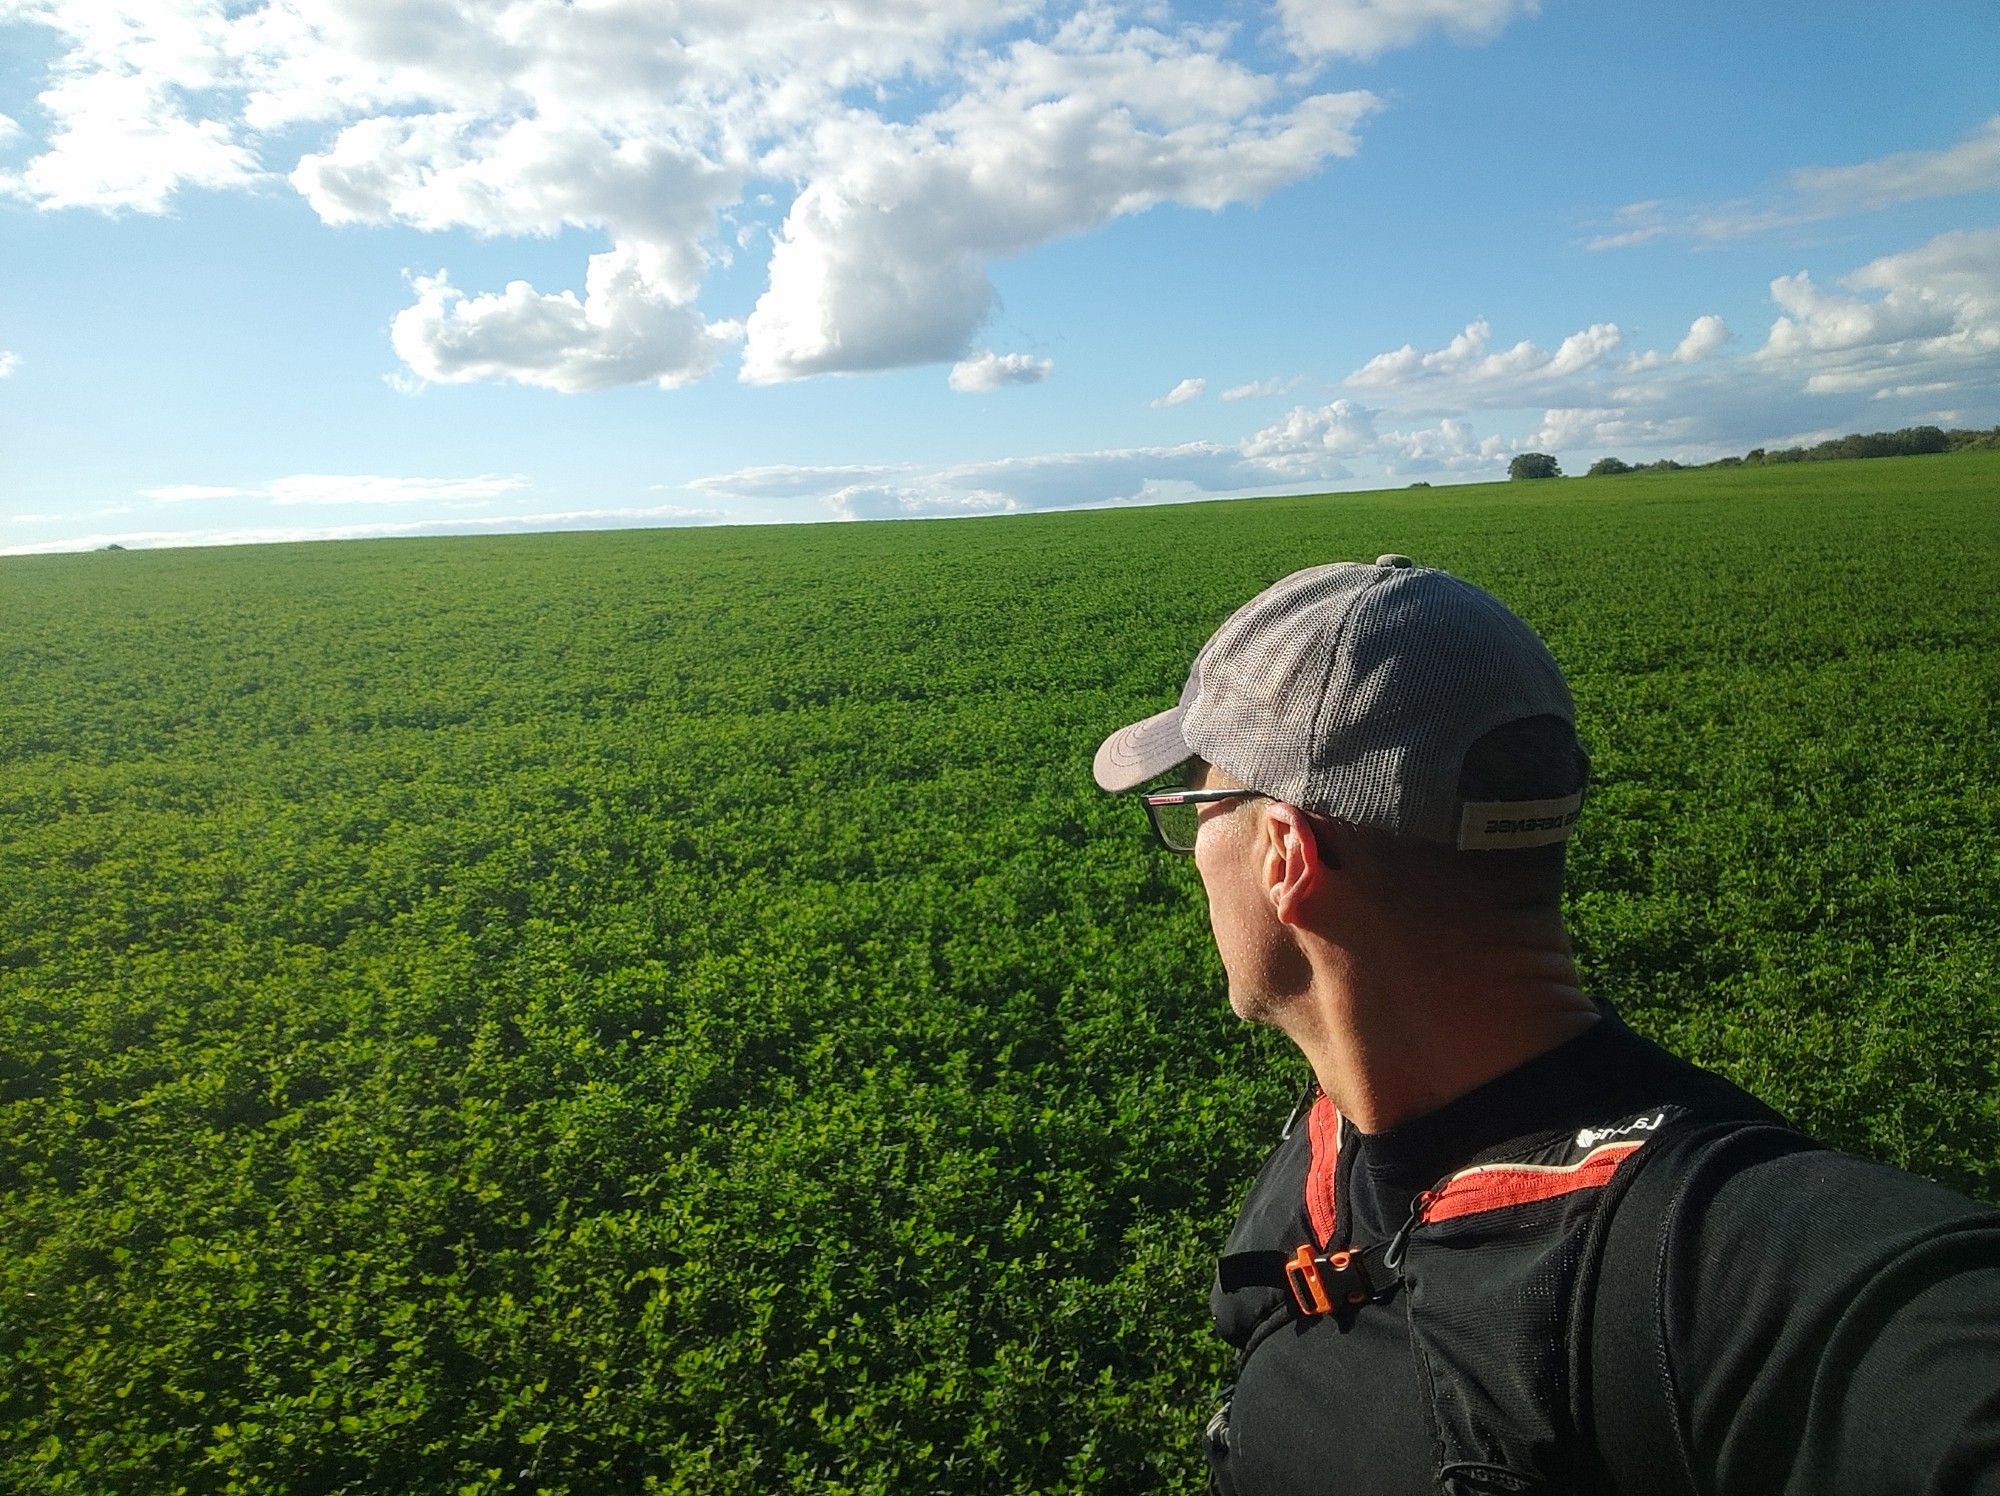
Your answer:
[691,397,1553,518]
[140,474,531,507]
[690,396,1564,520]
[697,440,1297,520]
[1275,0,1540,62]
[1591,115,2000,250]
[1151,376,1206,407]
[1790,116,2000,211]
[1218,376,1298,401]
[141,484,254,503]
[686,463,911,499]
[265,474,530,507]
[2,504,727,557]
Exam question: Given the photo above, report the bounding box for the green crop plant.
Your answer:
[1,453,1995,1491]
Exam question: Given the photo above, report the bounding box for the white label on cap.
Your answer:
[1456,792,1585,850]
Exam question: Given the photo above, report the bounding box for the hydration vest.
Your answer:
[1207,1093,1791,1496]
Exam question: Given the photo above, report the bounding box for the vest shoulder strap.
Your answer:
[1578,1117,1813,1496]
[1401,1106,1797,1494]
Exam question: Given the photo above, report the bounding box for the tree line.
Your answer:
[1505,424,2000,480]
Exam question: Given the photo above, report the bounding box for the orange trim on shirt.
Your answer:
[1306,1094,1341,1247]
[1419,1140,1643,1223]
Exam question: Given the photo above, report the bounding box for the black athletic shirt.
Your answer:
[1209,1006,2000,1494]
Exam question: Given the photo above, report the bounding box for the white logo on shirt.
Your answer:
[1575,1110,1667,1151]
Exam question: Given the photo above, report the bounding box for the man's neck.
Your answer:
[1275,915,1599,1135]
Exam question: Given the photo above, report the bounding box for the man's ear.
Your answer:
[1260,804,1335,927]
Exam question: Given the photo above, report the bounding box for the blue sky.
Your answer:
[2,0,1996,553]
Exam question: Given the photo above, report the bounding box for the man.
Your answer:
[1092,555,1998,1495]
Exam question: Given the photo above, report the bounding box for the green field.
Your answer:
[3,455,1996,1492]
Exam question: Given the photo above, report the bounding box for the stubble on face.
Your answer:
[1189,770,1313,1026]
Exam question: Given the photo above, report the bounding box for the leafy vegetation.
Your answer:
[2,454,1996,1492]
[1584,422,2000,477]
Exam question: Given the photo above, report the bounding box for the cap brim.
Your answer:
[1093,704,1193,792]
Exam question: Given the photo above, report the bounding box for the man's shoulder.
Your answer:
[1588,1119,2000,1496]
[1612,1119,1999,1297]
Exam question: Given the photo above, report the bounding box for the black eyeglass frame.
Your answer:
[1139,788,1272,853]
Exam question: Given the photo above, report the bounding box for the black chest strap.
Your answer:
[1219,1240,1402,1375]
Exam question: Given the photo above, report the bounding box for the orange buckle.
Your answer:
[1284,1244,1333,1316]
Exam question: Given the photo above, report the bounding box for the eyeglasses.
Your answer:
[1140,788,1271,853]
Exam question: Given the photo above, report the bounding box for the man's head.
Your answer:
[1094,556,1589,1020]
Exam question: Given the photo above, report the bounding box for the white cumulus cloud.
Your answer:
[292,114,734,300]
[948,349,1053,392]
[1757,227,2000,397]
[391,250,741,394]
[1,2,1379,393]
[1673,314,1731,363]
[1380,417,1510,472]
[740,17,1376,383]
[0,61,264,212]
[1240,399,1377,475]
[1346,317,1623,394]
[1626,314,1731,370]
[1239,402,1514,477]
[1152,376,1207,407]
[1544,323,1623,376]
[1525,407,1694,454]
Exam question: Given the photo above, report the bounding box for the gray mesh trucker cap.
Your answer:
[1093,555,1583,850]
